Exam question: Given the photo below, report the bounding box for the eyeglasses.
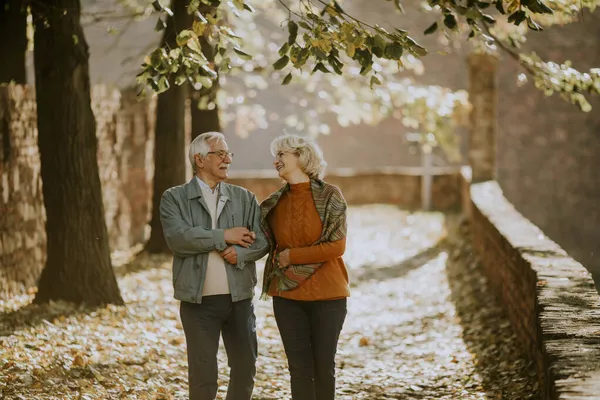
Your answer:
[206,150,234,160]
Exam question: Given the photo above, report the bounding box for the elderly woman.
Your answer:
[260,134,350,400]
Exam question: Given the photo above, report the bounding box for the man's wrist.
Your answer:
[213,229,227,251]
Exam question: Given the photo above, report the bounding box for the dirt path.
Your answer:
[0,206,538,399]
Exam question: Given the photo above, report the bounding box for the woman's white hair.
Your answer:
[270,134,327,179]
[188,131,225,172]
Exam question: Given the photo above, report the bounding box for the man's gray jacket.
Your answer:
[160,178,270,304]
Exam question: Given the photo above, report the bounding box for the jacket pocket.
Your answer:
[174,256,202,297]
[173,259,184,287]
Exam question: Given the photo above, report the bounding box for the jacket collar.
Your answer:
[185,177,231,203]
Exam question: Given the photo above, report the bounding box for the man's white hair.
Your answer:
[189,131,226,172]
[270,134,327,179]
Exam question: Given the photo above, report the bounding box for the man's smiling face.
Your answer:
[197,139,232,183]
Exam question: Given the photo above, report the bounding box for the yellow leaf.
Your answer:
[72,355,87,367]
[346,43,356,58]
[359,336,369,347]
[507,0,520,13]
[192,20,206,36]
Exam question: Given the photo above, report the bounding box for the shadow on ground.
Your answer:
[350,239,447,284]
[445,215,540,400]
[0,302,92,338]
[0,250,170,337]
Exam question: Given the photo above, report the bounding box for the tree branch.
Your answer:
[480,20,537,77]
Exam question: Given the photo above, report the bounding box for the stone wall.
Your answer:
[496,9,600,281]
[0,83,463,299]
[464,174,600,399]
[0,85,46,298]
[0,85,154,299]
[94,87,155,251]
[228,166,464,211]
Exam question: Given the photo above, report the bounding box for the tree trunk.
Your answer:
[145,0,194,254]
[31,0,123,306]
[190,31,221,141]
[0,0,28,83]
[190,93,221,141]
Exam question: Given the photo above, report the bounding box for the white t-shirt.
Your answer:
[196,177,230,296]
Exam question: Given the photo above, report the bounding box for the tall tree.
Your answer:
[145,0,194,253]
[190,32,220,141]
[31,0,123,305]
[0,0,28,83]
[190,85,220,141]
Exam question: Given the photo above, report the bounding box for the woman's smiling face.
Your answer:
[273,150,301,179]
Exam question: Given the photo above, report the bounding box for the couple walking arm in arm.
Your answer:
[160,131,349,400]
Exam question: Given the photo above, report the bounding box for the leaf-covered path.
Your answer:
[0,205,539,399]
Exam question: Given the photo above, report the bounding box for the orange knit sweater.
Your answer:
[267,182,350,300]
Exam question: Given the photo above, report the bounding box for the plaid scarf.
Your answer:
[260,179,347,299]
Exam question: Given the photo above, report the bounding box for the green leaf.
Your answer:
[169,48,181,59]
[298,21,311,30]
[282,72,292,85]
[195,11,208,24]
[443,14,458,30]
[507,10,527,25]
[201,64,217,78]
[481,14,496,24]
[359,63,372,76]
[273,55,290,70]
[155,17,166,32]
[406,37,427,56]
[194,75,213,89]
[311,62,331,74]
[187,38,203,54]
[176,30,195,46]
[149,48,167,67]
[527,0,554,14]
[374,34,387,49]
[278,42,290,57]
[295,48,310,67]
[526,16,543,30]
[175,74,187,86]
[328,55,343,74]
[384,42,403,60]
[333,0,344,13]
[311,47,327,60]
[243,3,255,12]
[288,20,298,45]
[155,75,170,93]
[234,47,253,60]
[495,0,505,14]
[353,49,373,68]
[370,75,382,89]
[371,46,383,58]
[232,0,245,10]
[188,0,200,14]
[221,58,231,73]
[424,22,438,35]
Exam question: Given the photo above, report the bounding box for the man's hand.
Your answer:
[277,249,290,269]
[224,227,256,248]
[221,246,238,264]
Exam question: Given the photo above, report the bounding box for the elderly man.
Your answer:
[159,132,269,400]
